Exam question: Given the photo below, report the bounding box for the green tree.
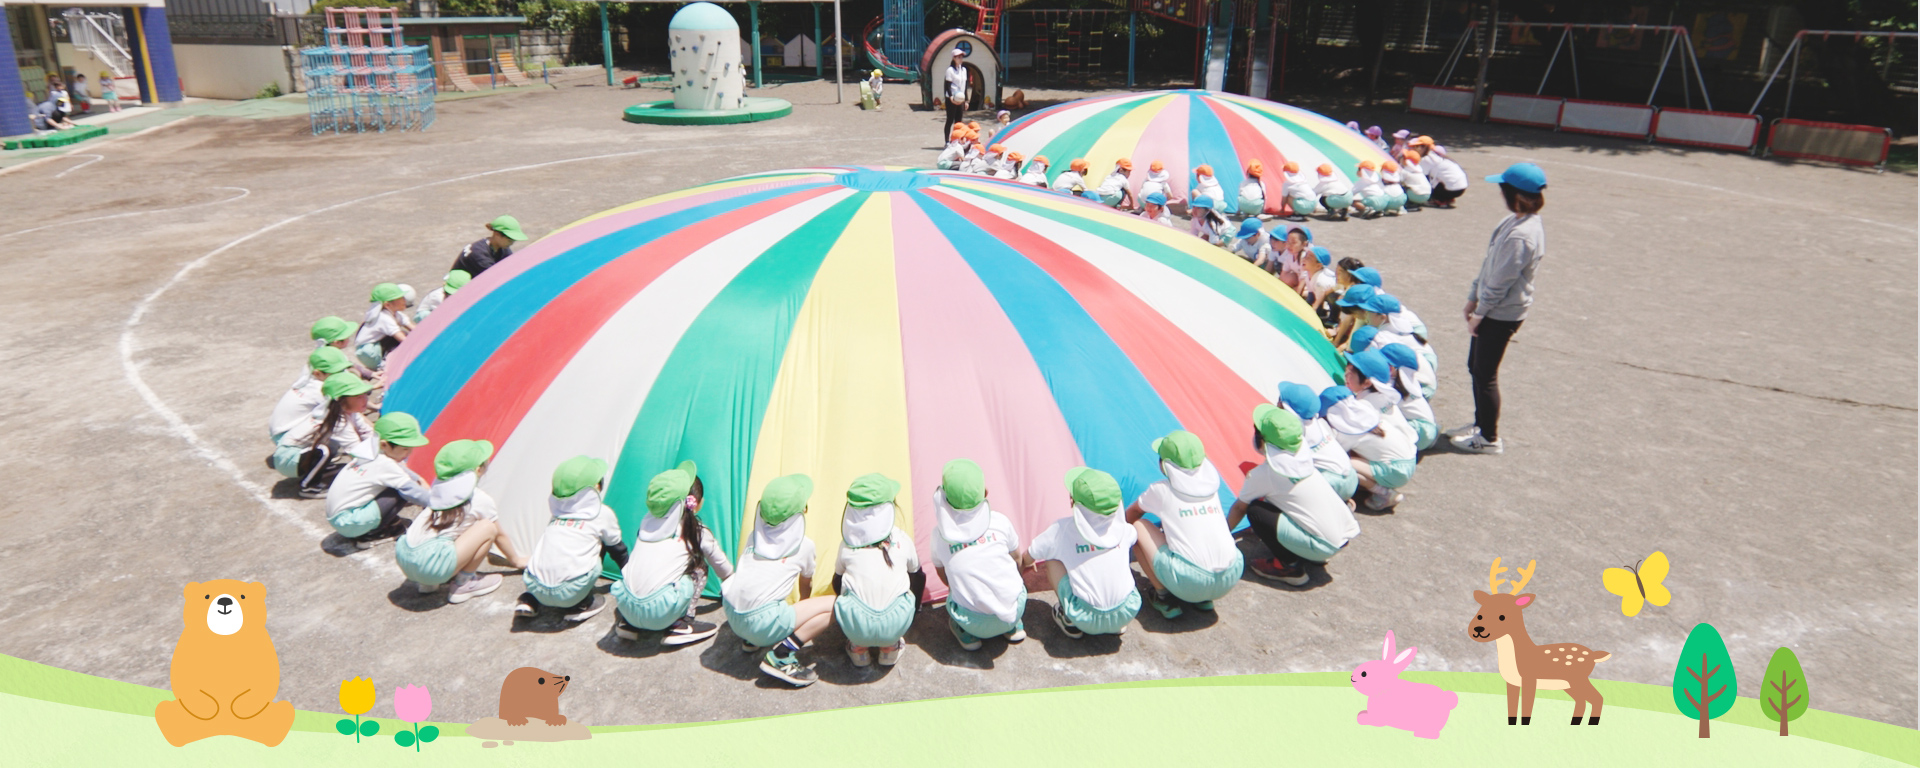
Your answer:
[1672,622,1737,738]
[1761,647,1809,737]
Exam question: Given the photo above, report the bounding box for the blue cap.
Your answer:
[1348,325,1379,352]
[1318,385,1355,417]
[1190,194,1215,210]
[1486,162,1547,193]
[1277,382,1320,421]
[1351,266,1382,288]
[1145,191,1168,206]
[1348,349,1393,384]
[1364,292,1403,314]
[1336,284,1377,307]
[1237,218,1263,238]
[1380,343,1419,371]
[1307,245,1332,266]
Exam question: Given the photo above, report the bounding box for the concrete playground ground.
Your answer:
[0,70,1913,729]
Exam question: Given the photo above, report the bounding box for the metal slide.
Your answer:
[863,17,920,82]
[1202,0,1234,91]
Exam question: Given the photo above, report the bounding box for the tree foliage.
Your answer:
[1761,646,1809,736]
[1672,622,1737,738]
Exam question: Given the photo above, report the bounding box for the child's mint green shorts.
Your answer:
[396,536,457,586]
[1323,193,1353,209]
[1407,191,1432,204]
[1152,546,1243,604]
[725,598,796,648]
[613,575,696,631]
[1320,467,1360,499]
[1410,419,1439,451]
[1056,577,1139,636]
[353,341,385,371]
[527,571,596,608]
[1371,458,1417,489]
[1100,190,1125,207]
[1290,196,1317,216]
[948,591,1027,639]
[1363,194,1391,211]
[271,444,304,478]
[328,499,381,538]
[1238,195,1264,216]
[1386,192,1407,211]
[834,592,916,647]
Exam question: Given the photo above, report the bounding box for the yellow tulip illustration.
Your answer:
[335,677,380,742]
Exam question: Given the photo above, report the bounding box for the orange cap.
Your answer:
[1282,160,1300,173]
[968,121,982,132]
[1149,160,1165,172]
[950,127,966,140]
[1382,160,1399,173]
[1070,158,1089,173]
[1117,158,1133,170]
[989,143,1006,153]
[1034,155,1049,166]
[1195,164,1214,176]
[1409,135,1434,147]
[1008,151,1024,162]
[1246,160,1264,177]
[1316,164,1334,176]
[1403,151,1423,164]
[1358,160,1378,171]
[973,142,985,153]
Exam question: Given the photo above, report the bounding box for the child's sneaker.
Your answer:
[563,594,608,623]
[613,612,642,641]
[448,573,502,604]
[1365,486,1404,511]
[1190,600,1215,612]
[1451,432,1504,454]
[513,591,540,615]
[1249,558,1311,586]
[1147,589,1184,619]
[877,639,905,667]
[760,650,818,687]
[662,617,718,646]
[1050,602,1084,639]
[1005,623,1027,643]
[847,642,873,667]
[742,639,760,654]
[949,616,983,651]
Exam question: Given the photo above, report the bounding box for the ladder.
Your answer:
[63,9,134,81]
[952,0,1004,47]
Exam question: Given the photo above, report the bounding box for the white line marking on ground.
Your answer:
[120,140,821,577]
[1486,152,1918,234]
[53,153,103,179]
[0,186,250,240]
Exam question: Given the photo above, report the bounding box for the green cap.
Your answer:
[370,282,405,303]
[758,474,814,526]
[443,269,472,294]
[1151,430,1206,470]
[308,346,351,375]
[941,459,986,509]
[645,461,699,516]
[1063,467,1121,515]
[846,473,901,508]
[320,372,374,400]
[551,455,609,498]
[434,439,495,479]
[489,215,528,241]
[374,412,430,447]
[1254,404,1304,452]
[309,316,353,343]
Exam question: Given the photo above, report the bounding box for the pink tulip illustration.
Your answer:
[391,685,439,751]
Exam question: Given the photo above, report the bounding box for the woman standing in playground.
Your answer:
[943,49,970,140]
[1451,163,1548,456]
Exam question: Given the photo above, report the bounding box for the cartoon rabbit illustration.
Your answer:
[1351,630,1459,739]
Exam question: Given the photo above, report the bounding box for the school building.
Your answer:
[4,0,183,135]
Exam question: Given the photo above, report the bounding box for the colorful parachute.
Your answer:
[989,90,1395,214]
[382,167,1341,597]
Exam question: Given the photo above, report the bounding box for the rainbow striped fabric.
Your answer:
[383,167,1341,596]
[990,90,1395,212]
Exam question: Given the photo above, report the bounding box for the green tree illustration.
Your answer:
[1671,622,1737,738]
[1760,647,1809,737]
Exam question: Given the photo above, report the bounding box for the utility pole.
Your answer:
[1470,0,1497,121]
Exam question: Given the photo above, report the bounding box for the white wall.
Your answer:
[173,44,293,100]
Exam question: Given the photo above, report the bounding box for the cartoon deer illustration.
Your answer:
[1469,558,1611,725]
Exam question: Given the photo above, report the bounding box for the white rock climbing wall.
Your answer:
[669,10,744,111]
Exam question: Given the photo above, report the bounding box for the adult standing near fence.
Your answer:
[943,50,969,140]
[1450,163,1547,456]
[451,215,527,278]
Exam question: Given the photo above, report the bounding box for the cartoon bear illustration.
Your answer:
[154,580,296,747]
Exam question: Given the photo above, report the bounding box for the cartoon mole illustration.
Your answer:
[154,580,296,747]
[498,667,571,726]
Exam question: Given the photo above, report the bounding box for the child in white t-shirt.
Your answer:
[413,269,471,324]
[960,142,991,175]
[1237,160,1267,216]
[937,129,968,170]
[1139,160,1174,206]
[516,456,628,622]
[1341,351,1420,511]
[990,147,1020,179]
[1279,382,1359,499]
[1380,160,1408,214]
[1051,158,1089,194]
[1381,343,1438,451]
[1191,164,1225,208]
[1301,245,1339,314]
[1314,164,1354,221]
[269,346,350,444]
[273,372,377,498]
[1187,194,1230,244]
[1029,467,1141,638]
[1229,218,1271,269]
[833,474,922,667]
[1281,161,1317,220]
[1231,405,1359,586]
[721,474,835,687]
[395,440,527,601]
[1139,191,1173,227]
[1128,431,1242,619]
[1095,158,1136,208]
[352,282,414,371]
[1399,151,1433,209]
[324,411,431,547]
[932,459,1031,649]
[1018,155,1051,187]
[613,461,733,645]
[1351,161,1388,219]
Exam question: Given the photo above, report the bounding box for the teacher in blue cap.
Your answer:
[1450,162,1547,456]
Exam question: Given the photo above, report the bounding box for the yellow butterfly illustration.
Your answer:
[1602,551,1671,617]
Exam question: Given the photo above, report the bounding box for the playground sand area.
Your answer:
[0,71,1913,728]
